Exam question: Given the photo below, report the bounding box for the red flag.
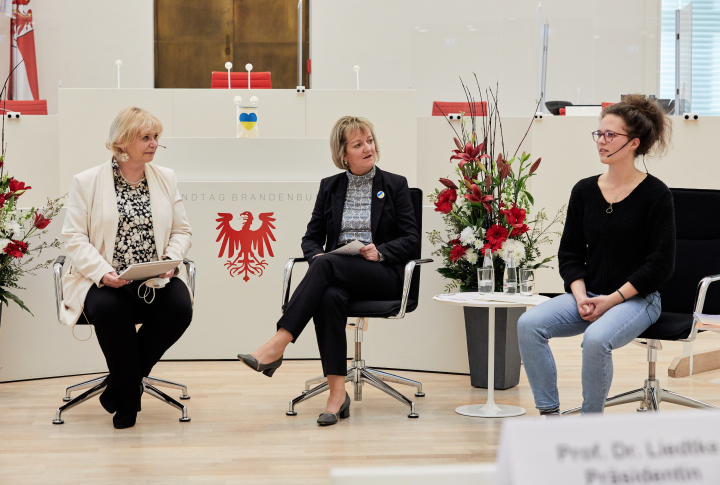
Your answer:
[9,0,39,101]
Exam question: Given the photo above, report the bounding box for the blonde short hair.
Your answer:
[329,116,380,170]
[105,107,163,158]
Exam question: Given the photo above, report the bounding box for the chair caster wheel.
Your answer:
[286,411,297,416]
[180,395,190,400]
[637,406,648,412]
[52,419,64,425]
[408,413,419,418]
[415,392,425,397]
[179,417,191,422]
[62,397,72,402]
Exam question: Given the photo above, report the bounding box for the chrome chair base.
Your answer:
[286,329,424,419]
[53,374,191,424]
[561,378,719,415]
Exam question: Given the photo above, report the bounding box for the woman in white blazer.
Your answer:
[61,107,193,429]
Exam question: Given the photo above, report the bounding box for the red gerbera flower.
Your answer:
[481,240,503,254]
[486,225,509,245]
[4,240,27,258]
[447,238,460,246]
[449,245,467,262]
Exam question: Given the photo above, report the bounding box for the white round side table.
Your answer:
[433,293,549,418]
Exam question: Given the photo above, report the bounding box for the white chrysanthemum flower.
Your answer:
[473,227,487,250]
[499,239,525,263]
[6,221,21,238]
[464,247,478,264]
[459,226,477,246]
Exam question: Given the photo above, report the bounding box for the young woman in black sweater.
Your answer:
[518,95,675,414]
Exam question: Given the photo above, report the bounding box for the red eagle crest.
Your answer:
[216,211,276,281]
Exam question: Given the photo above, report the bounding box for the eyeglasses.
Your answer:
[591,130,629,143]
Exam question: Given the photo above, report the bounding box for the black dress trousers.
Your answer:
[277,254,403,376]
[82,278,193,412]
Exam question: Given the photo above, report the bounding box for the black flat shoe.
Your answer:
[237,353,283,377]
[317,393,351,426]
[113,410,137,429]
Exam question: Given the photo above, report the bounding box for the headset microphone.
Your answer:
[606,140,632,158]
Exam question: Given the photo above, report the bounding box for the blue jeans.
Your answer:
[517,292,661,414]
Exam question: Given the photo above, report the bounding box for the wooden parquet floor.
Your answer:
[3,334,720,484]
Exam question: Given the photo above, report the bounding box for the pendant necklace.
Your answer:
[606,175,636,214]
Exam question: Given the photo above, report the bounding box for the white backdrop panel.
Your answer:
[171,89,306,139]
[58,89,175,193]
[166,182,330,360]
[152,138,335,182]
[305,90,418,186]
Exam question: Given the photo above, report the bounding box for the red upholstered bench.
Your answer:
[0,99,48,115]
[432,101,487,117]
[211,72,272,89]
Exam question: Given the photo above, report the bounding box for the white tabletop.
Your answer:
[433,292,550,308]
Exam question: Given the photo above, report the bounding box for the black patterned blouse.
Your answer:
[111,159,158,274]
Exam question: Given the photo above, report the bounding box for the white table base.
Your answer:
[455,403,526,418]
[458,306,527,418]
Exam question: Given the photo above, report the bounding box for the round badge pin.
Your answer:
[377,191,385,199]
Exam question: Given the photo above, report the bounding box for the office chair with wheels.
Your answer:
[52,256,196,424]
[282,188,432,418]
[563,188,720,414]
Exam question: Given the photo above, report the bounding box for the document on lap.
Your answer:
[328,240,366,256]
[117,260,183,281]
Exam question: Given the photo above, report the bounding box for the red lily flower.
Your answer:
[434,188,457,214]
[439,178,458,190]
[464,184,494,213]
[529,157,541,174]
[33,211,51,229]
[8,178,31,198]
[450,142,481,164]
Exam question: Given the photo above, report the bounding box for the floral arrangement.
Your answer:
[0,64,64,314]
[427,80,565,292]
[0,168,64,313]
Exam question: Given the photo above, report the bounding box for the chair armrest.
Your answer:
[53,256,66,324]
[183,259,196,298]
[281,258,308,311]
[386,258,434,320]
[683,273,720,342]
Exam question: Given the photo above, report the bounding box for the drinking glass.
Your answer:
[477,267,494,295]
[519,268,535,296]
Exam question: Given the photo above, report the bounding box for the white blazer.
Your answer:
[60,159,192,327]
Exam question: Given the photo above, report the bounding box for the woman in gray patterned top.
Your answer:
[239,116,419,426]
[61,107,193,429]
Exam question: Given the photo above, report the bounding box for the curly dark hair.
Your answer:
[601,95,673,158]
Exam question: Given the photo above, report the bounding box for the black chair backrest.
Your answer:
[408,188,423,303]
[659,188,720,315]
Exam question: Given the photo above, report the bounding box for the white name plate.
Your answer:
[496,411,720,485]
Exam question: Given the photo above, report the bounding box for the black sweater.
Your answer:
[558,174,676,298]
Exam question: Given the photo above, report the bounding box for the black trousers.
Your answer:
[82,278,193,411]
[277,254,403,376]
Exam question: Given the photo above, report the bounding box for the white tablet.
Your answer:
[117,260,183,281]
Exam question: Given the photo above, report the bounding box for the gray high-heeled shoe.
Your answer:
[317,392,351,426]
[237,353,283,377]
